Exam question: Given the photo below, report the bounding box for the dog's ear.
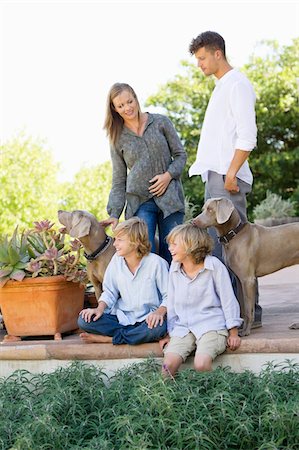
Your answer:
[69,214,91,238]
[215,198,234,224]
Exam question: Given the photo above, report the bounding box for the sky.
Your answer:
[1,0,299,181]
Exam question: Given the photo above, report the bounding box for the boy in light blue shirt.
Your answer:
[161,223,242,377]
[78,217,168,345]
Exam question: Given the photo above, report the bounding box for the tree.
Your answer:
[0,134,61,236]
[61,161,112,220]
[146,39,299,217]
[0,134,113,236]
[243,39,299,214]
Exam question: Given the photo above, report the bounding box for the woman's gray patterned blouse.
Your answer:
[107,113,187,219]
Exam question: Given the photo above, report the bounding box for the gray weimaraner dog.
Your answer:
[192,198,299,336]
[58,210,115,301]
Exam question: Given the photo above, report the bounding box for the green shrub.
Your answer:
[184,196,197,222]
[253,190,297,220]
[0,360,298,450]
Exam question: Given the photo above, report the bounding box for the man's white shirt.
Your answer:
[189,68,257,185]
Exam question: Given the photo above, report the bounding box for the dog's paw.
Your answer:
[238,327,251,337]
[289,322,299,330]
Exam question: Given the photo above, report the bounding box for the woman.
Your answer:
[101,82,186,264]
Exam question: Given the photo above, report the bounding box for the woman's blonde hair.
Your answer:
[114,217,151,258]
[167,223,214,264]
[103,83,141,146]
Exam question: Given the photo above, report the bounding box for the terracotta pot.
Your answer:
[0,275,84,340]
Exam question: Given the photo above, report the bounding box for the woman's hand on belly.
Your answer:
[149,172,172,197]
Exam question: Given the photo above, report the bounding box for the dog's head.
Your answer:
[58,210,96,238]
[192,198,235,228]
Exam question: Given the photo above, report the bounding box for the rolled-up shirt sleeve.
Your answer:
[231,81,257,151]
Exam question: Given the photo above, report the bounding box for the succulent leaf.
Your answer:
[0,267,13,277]
[11,269,26,281]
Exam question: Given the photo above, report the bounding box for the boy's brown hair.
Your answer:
[114,217,151,258]
[167,223,214,264]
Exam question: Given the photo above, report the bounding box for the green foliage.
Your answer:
[243,38,299,215]
[253,190,297,219]
[0,360,298,449]
[146,39,299,218]
[61,162,112,220]
[0,134,113,237]
[0,133,61,235]
[184,196,197,222]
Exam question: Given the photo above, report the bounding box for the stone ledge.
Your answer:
[1,335,299,361]
[1,354,299,378]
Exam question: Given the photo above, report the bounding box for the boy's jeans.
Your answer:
[78,313,167,345]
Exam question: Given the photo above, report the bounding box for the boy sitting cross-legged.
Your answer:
[78,217,168,345]
[161,223,243,377]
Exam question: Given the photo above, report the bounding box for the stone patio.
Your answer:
[1,265,298,377]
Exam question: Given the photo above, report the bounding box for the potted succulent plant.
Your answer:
[0,220,88,341]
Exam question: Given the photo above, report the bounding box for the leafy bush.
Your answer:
[184,196,197,222]
[253,190,297,219]
[0,360,298,449]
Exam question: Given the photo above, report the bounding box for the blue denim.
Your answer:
[78,313,167,345]
[135,198,184,264]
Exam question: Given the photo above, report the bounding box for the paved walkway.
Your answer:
[0,265,298,375]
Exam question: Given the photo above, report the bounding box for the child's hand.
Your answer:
[159,335,170,352]
[227,335,241,351]
[79,308,98,323]
[146,310,165,329]
[79,303,105,323]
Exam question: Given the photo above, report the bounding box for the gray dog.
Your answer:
[58,210,115,301]
[192,198,299,336]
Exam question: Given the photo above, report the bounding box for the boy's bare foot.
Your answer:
[79,332,113,343]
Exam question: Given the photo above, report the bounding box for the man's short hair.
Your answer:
[189,31,226,58]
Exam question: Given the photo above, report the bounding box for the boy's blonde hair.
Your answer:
[114,217,151,258]
[167,223,214,264]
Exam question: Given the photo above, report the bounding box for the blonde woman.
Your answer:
[100,82,186,264]
[78,218,168,345]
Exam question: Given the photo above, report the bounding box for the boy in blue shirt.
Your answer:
[78,217,168,345]
[161,223,242,376]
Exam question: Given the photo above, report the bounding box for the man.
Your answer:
[189,31,261,326]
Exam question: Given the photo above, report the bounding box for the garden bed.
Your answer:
[0,360,298,449]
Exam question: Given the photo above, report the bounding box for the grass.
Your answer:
[0,359,298,449]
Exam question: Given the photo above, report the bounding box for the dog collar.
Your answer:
[218,222,247,245]
[84,236,113,261]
